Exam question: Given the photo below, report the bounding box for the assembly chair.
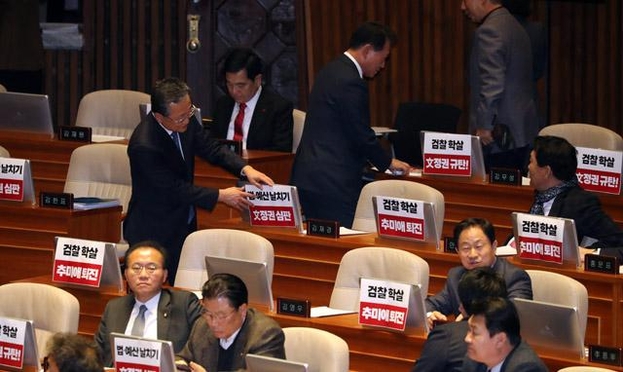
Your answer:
[329,247,429,311]
[292,109,306,153]
[388,101,461,166]
[526,270,589,339]
[0,145,9,157]
[539,123,623,151]
[351,179,444,239]
[64,143,132,257]
[0,283,79,359]
[558,367,618,372]
[174,229,274,290]
[75,89,150,139]
[0,83,6,92]
[283,327,349,372]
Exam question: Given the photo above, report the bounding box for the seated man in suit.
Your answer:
[426,218,532,328]
[211,48,294,152]
[528,135,623,260]
[413,267,507,372]
[177,273,285,372]
[462,297,548,372]
[45,333,104,372]
[95,241,202,366]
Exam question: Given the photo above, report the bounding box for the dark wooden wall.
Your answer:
[43,0,623,137]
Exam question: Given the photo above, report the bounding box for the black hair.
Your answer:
[533,135,578,181]
[470,297,521,346]
[45,333,103,372]
[123,240,168,270]
[348,21,397,51]
[223,48,263,80]
[202,273,248,309]
[458,267,507,316]
[453,218,496,246]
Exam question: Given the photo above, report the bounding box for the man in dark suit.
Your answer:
[413,267,507,372]
[211,48,293,152]
[95,241,203,367]
[528,135,623,260]
[426,218,532,328]
[462,297,548,372]
[124,77,273,282]
[290,21,411,228]
[463,0,539,171]
[177,273,285,372]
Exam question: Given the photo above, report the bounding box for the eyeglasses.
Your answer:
[167,104,197,124]
[201,308,237,323]
[129,263,161,275]
[41,356,49,372]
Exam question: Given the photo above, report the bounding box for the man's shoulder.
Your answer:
[504,341,548,370]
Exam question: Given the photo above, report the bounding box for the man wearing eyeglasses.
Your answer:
[124,77,274,283]
[95,241,203,367]
[177,273,285,372]
[211,48,294,152]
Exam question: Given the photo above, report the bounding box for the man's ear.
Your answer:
[493,331,508,349]
[162,269,169,285]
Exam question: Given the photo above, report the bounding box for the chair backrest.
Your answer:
[0,144,9,157]
[0,83,7,93]
[352,180,444,238]
[389,102,461,166]
[64,143,132,213]
[0,283,79,359]
[526,270,589,339]
[329,247,429,311]
[283,327,349,372]
[539,123,623,151]
[292,109,306,153]
[75,89,150,138]
[174,229,274,290]
[558,367,618,372]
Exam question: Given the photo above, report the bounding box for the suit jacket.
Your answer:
[124,114,246,275]
[462,340,548,372]
[412,320,468,372]
[425,258,532,315]
[211,87,294,152]
[178,308,285,372]
[547,186,623,258]
[290,54,392,225]
[95,289,202,367]
[468,7,539,151]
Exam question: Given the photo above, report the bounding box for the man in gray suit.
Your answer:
[463,0,538,171]
[177,273,285,372]
[95,241,202,366]
[463,297,548,372]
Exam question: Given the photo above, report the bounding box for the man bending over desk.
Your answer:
[425,218,532,328]
[95,241,202,367]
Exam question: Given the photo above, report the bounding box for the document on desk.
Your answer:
[310,306,357,318]
[73,197,121,210]
[91,134,126,143]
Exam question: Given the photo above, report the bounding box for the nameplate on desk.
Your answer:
[588,345,622,366]
[218,139,242,156]
[277,298,310,318]
[489,167,521,186]
[443,237,458,253]
[584,254,619,275]
[307,219,340,238]
[58,125,92,142]
[40,192,73,209]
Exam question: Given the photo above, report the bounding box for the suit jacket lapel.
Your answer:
[156,289,171,340]
[247,91,267,146]
[118,296,136,333]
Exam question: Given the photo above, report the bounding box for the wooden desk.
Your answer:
[16,275,623,372]
[0,131,294,223]
[0,203,122,285]
[383,172,623,240]
[200,218,623,348]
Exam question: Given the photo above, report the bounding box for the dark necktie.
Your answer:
[171,131,184,159]
[233,102,246,141]
[131,304,147,336]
